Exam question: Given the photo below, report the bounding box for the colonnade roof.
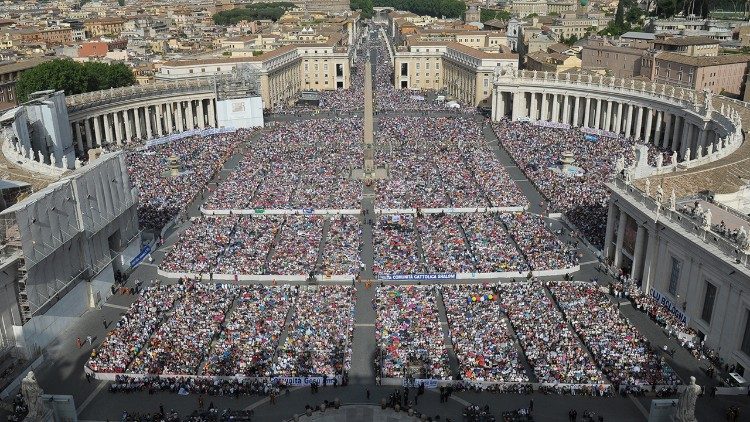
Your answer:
[639,95,750,199]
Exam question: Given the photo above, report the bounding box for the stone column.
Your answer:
[155,104,163,136]
[134,107,142,139]
[561,95,570,125]
[625,104,634,138]
[197,99,206,129]
[208,99,216,127]
[644,109,654,144]
[614,207,628,268]
[631,224,647,280]
[653,110,663,146]
[113,111,123,145]
[680,120,691,158]
[144,106,153,140]
[603,201,617,261]
[85,118,93,150]
[511,92,521,121]
[93,115,102,147]
[584,97,591,128]
[541,93,550,122]
[603,100,612,132]
[641,227,659,291]
[671,115,682,153]
[73,122,84,154]
[187,100,195,129]
[551,94,560,123]
[573,96,580,126]
[697,125,708,156]
[634,106,644,140]
[614,102,623,134]
[661,113,672,149]
[124,109,133,142]
[594,98,602,129]
[103,113,112,146]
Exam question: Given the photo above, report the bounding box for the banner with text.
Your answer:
[377,273,456,281]
[649,288,689,325]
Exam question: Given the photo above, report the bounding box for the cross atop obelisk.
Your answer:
[354,56,387,180]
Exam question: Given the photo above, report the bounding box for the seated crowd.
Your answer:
[375,285,450,379]
[499,212,578,271]
[442,284,528,383]
[492,120,661,248]
[203,119,362,211]
[126,130,249,230]
[497,283,605,385]
[161,215,360,276]
[273,286,355,378]
[548,281,680,388]
[376,116,527,209]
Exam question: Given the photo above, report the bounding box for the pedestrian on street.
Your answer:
[87,335,92,345]
[76,337,82,348]
[366,388,370,399]
[529,399,534,413]
[102,319,107,329]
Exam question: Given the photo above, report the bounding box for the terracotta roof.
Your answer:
[446,42,517,60]
[0,57,50,74]
[655,51,750,67]
[162,45,297,66]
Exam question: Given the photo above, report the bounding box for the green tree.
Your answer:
[213,2,296,25]
[351,0,373,18]
[614,0,624,26]
[15,59,135,102]
[372,0,466,19]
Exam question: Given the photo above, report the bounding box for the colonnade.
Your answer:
[602,201,658,290]
[70,98,217,153]
[497,90,725,162]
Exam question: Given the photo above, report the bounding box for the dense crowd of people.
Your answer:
[497,283,605,385]
[160,215,361,276]
[375,116,527,209]
[548,281,681,388]
[203,119,362,211]
[375,285,450,379]
[443,284,528,382]
[126,131,249,230]
[274,286,355,377]
[201,286,295,376]
[493,120,660,248]
[372,212,576,276]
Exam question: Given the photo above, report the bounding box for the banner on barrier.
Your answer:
[377,273,456,281]
[649,288,689,324]
[129,245,151,268]
[145,127,236,148]
[402,379,439,389]
[272,376,335,386]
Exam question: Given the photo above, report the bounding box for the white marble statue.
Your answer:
[684,148,691,162]
[36,150,43,162]
[614,155,625,175]
[702,208,712,229]
[710,142,716,154]
[623,167,633,184]
[21,371,44,419]
[656,184,664,204]
[738,226,749,251]
[645,178,651,196]
[696,146,703,159]
[673,376,701,422]
[671,151,678,167]
[670,189,676,211]
[656,153,663,169]
[74,158,81,169]
[48,153,54,166]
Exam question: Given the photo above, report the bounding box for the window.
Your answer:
[742,311,750,356]
[668,257,681,295]
[416,63,420,69]
[701,281,717,324]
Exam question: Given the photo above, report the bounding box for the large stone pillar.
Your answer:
[614,102,623,134]
[93,115,102,147]
[625,104,634,138]
[603,201,617,261]
[84,118,93,150]
[680,120,691,158]
[631,224,647,280]
[541,93,550,121]
[208,99,216,127]
[103,113,112,146]
[671,115,682,153]
[603,100,612,132]
[573,96,580,126]
[528,92,537,121]
[641,227,659,292]
[187,100,195,129]
[124,109,132,142]
[644,109,653,144]
[511,92,521,121]
[653,111,663,146]
[144,106,153,140]
[697,125,708,156]
[197,99,206,129]
[551,94,560,123]
[594,98,602,129]
[661,113,672,149]
[584,97,591,128]
[113,111,123,145]
[634,106,644,140]
[614,208,628,268]
[134,107,142,139]
[73,122,84,154]
[562,95,570,125]
[155,104,163,136]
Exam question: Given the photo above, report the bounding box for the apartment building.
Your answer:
[650,52,750,97]
[652,35,719,57]
[581,36,650,79]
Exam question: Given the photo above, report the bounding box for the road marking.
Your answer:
[76,381,108,417]
[355,323,375,327]
[102,303,130,311]
[578,259,600,266]
[627,393,650,420]
[512,179,529,182]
